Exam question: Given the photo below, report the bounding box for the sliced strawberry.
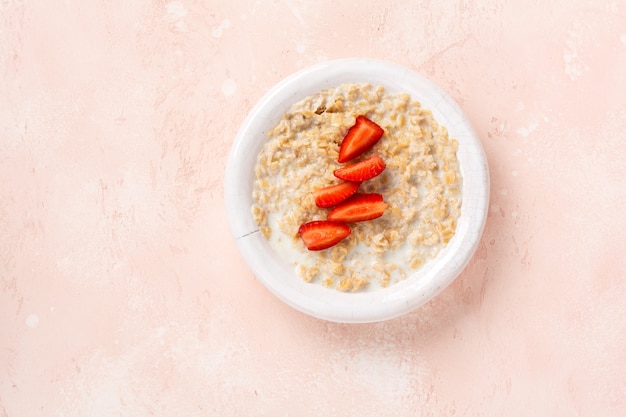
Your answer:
[338,116,384,163]
[334,154,386,182]
[298,221,351,251]
[327,193,388,223]
[313,181,361,208]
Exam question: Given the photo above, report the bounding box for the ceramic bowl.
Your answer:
[224,58,489,323]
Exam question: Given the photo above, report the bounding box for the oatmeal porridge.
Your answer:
[251,83,462,292]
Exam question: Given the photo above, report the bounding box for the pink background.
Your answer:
[1,0,625,415]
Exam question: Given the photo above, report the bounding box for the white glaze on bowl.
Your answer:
[224,58,489,323]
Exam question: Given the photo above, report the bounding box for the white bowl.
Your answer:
[224,58,489,323]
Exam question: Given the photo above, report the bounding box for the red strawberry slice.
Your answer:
[313,181,361,208]
[298,220,351,251]
[338,115,385,163]
[327,193,388,223]
[334,154,386,182]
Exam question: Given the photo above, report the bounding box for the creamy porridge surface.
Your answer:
[251,83,462,292]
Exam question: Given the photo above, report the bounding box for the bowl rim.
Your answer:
[224,58,489,323]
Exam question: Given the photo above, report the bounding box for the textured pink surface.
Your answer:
[1,1,625,415]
